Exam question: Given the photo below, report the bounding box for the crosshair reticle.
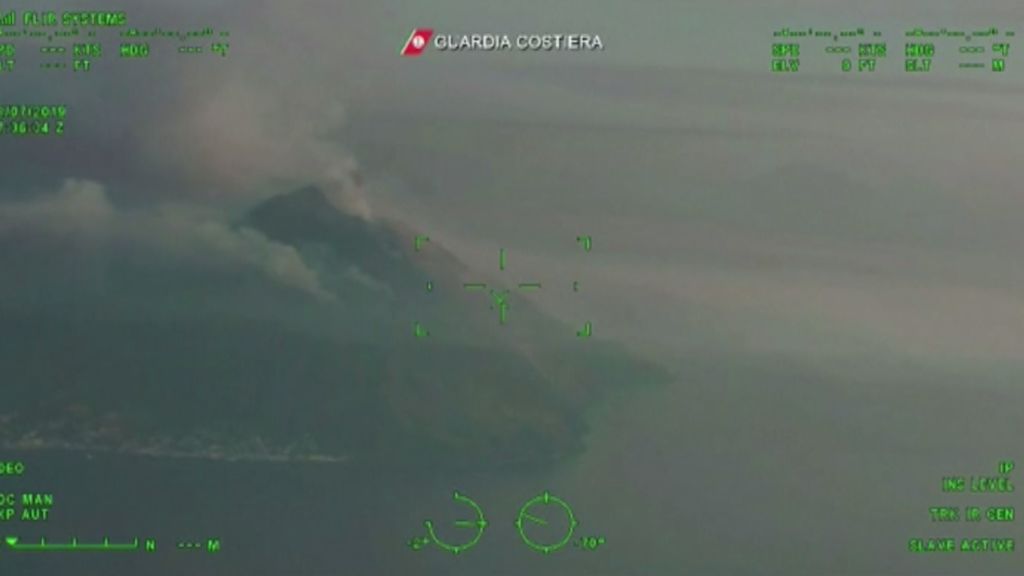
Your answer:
[412,237,593,335]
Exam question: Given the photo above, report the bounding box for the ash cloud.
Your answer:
[0,179,333,300]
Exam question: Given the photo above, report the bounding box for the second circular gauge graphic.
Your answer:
[515,491,578,554]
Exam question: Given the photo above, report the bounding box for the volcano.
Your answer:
[0,185,670,469]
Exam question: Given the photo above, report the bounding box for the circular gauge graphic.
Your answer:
[515,491,578,554]
[420,491,488,555]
